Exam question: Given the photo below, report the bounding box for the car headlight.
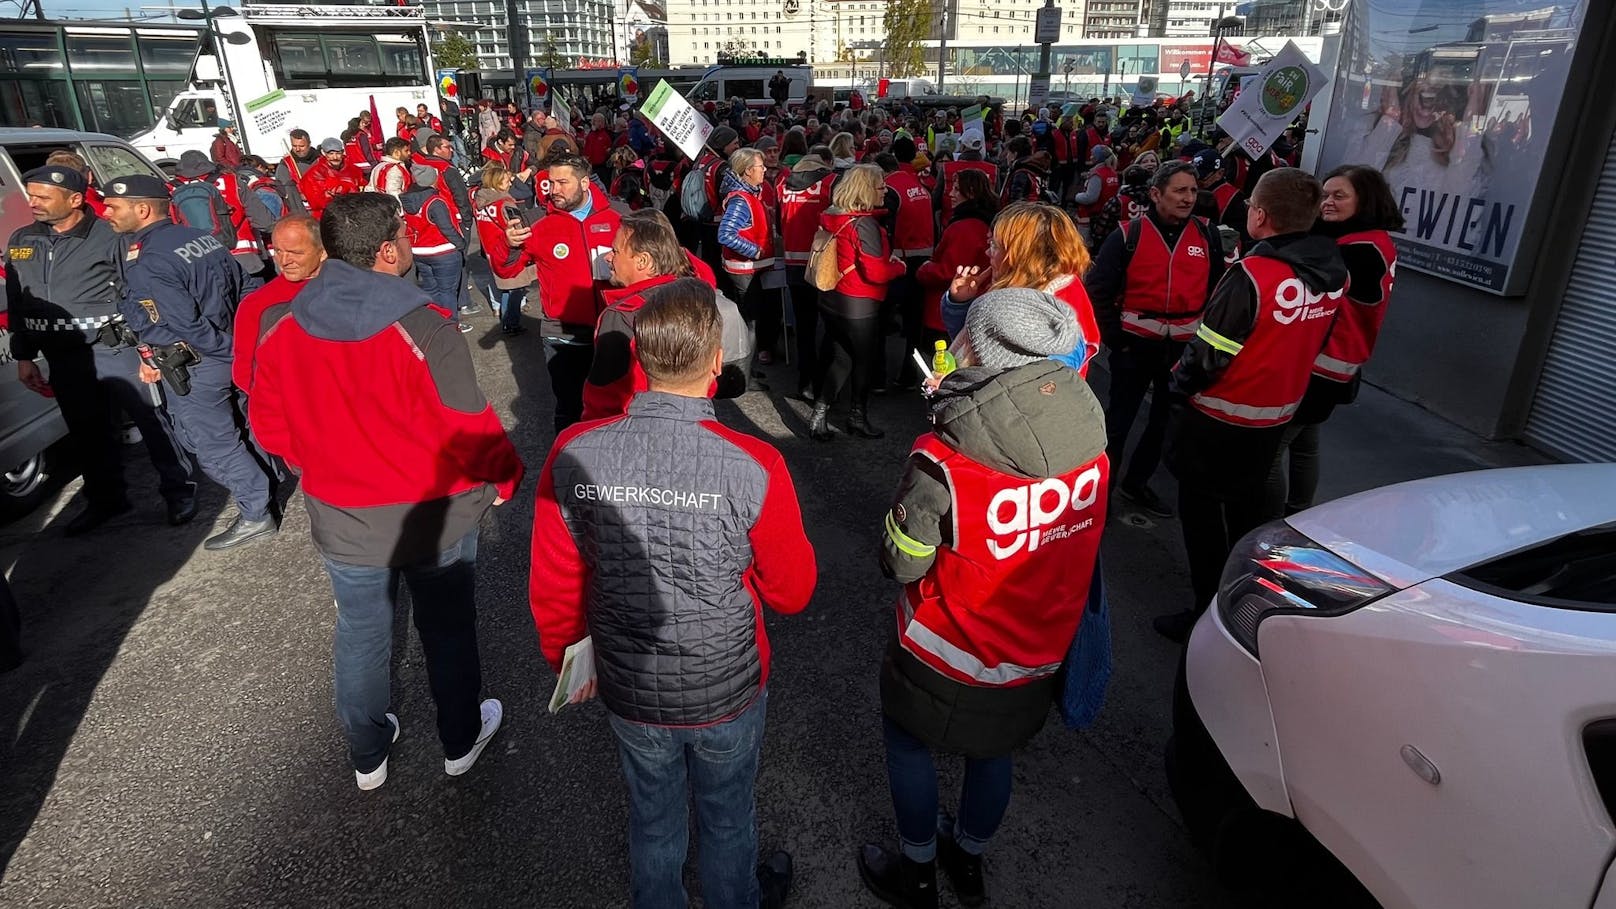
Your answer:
[1216,522,1393,657]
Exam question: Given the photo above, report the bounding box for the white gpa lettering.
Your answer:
[985,465,1102,561]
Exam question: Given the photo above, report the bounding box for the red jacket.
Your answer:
[581,253,718,421]
[481,145,511,168]
[232,274,306,393]
[1314,229,1396,382]
[411,152,464,225]
[936,159,997,224]
[210,132,242,169]
[473,192,528,281]
[777,166,836,266]
[583,128,614,167]
[298,157,365,220]
[84,183,107,217]
[916,208,992,332]
[249,261,523,561]
[1049,275,1101,377]
[821,209,905,300]
[513,182,622,327]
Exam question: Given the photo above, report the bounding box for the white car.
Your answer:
[1168,464,1616,909]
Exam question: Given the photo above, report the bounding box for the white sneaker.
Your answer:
[444,698,503,777]
[355,713,401,792]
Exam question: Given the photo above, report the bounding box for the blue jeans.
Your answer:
[497,285,525,331]
[323,527,483,773]
[883,716,1013,862]
[608,691,767,909]
[414,252,464,314]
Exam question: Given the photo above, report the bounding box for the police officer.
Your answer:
[5,165,195,535]
[100,174,277,551]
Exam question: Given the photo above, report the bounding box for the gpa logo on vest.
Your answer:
[1272,278,1344,326]
[1187,245,1207,258]
[985,466,1103,560]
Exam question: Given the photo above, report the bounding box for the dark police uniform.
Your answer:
[4,169,194,516]
[108,176,275,534]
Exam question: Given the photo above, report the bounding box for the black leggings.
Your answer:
[814,309,883,408]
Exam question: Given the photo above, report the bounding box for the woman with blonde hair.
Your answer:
[829,131,858,172]
[472,161,535,336]
[809,163,906,440]
[941,202,1101,376]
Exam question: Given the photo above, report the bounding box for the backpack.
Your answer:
[680,159,714,221]
[807,220,853,292]
[170,178,235,249]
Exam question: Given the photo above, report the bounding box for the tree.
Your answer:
[882,0,930,78]
[433,31,479,71]
[534,37,567,69]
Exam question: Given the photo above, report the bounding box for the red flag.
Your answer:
[1214,42,1251,66]
[367,94,385,148]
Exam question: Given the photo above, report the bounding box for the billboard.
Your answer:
[1315,0,1587,295]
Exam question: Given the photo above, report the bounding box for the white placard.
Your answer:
[641,79,714,162]
[1216,40,1326,160]
[1034,6,1061,44]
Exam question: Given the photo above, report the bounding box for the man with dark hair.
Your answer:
[102,174,276,550]
[583,209,718,420]
[1085,159,1224,520]
[6,166,195,533]
[507,152,622,430]
[530,276,813,909]
[370,137,413,197]
[274,128,319,215]
[248,192,522,789]
[1153,168,1347,642]
[419,134,474,235]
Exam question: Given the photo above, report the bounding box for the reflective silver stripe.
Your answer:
[1191,393,1299,425]
[1122,311,1200,340]
[783,248,811,263]
[1313,351,1362,378]
[233,238,262,252]
[723,256,777,273]
[898,246,934,258]
[412,243,456,255]
[899,602,1063,685]
[23,315,112,331]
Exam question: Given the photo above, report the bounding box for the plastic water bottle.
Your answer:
[932,339,957,376]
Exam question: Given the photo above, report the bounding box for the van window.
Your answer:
[170,97,220,130]
[690,81,718,102]
[726,78,764,100]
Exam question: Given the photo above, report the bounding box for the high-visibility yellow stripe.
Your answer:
[885,511,936,559]
[1196,323,1245,356]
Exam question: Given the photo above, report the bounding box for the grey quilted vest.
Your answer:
[548,392,767,726]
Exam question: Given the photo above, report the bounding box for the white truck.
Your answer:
[129,3,439,172]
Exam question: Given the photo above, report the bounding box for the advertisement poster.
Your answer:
[642,79,713,161]
[1216,41,1326,158]
[1315,0,1587,294]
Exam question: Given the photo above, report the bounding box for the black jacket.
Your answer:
[4,213,123,360]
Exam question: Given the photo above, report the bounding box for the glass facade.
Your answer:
[265,29,429,89]
[0,24,201,135]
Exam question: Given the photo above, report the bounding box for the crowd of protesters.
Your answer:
[4,75,1404,909]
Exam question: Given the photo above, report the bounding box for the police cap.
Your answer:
[101,174,172,201]
[22,165,88,195]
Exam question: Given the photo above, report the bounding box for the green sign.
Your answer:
[245,89,286,114]
[1260,66,1309,116]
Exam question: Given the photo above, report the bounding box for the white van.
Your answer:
[687,63,811,110]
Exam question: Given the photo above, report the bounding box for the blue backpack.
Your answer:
[169,178,235,249]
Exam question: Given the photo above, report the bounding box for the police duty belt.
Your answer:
[23,315,114,332]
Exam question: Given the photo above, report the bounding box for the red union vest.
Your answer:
[1211,181,1240,219]
[1192,254,1346,427]
[1313,229,1396,383]
[404,196,456,256]
[211,171,262,256]
[898,434,1109,688]
[344,140,371,173]
[885,169,935,258]
[778,172,836,265]
[369,159,408,196]
[1119,215,1215,341]
[1075,164,1119,221]
[938,160,997,223]
[720,189,775,273]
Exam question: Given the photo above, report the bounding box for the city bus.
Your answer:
[128,3,437,171]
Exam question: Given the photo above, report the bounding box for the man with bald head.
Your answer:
[233,216,326,394]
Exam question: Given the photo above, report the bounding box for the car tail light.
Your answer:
[1216,522,1393,657]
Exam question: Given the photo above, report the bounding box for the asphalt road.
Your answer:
[0,292,1539,909]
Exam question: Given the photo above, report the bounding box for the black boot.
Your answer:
[937,824,986,907]
[858,844,938,909]
[758,849,793,909]
[846,405,884,439]
[808,401,833,442]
